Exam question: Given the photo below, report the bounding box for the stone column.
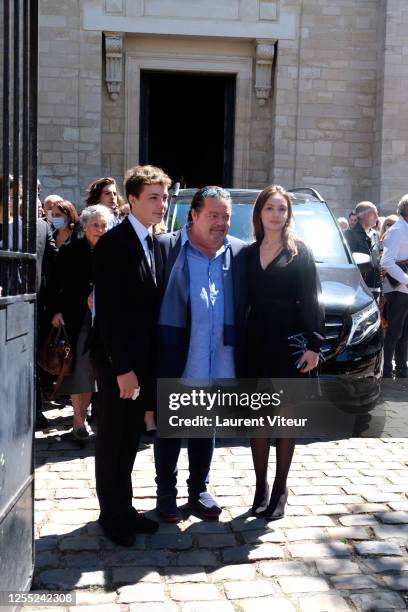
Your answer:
[376,0,408,213]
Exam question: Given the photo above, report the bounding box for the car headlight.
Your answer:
[347,302,381,346]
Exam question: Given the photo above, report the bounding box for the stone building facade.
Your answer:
[37,0,408,215]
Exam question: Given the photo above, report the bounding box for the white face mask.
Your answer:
[52,217,67,230]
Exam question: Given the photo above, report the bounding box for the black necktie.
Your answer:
[146,234,156,283]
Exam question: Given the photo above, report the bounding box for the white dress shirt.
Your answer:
[381,215,408,294]
[127,212,154,270]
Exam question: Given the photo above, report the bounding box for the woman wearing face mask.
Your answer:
[50,205,114,441]
[49,200,79,248]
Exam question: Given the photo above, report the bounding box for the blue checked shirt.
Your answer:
[181,227,235,384]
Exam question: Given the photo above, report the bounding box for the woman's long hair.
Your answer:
[379,214,398,241]
[252,184,298,263]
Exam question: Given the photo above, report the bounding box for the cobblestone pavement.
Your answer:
[27,387,408,612]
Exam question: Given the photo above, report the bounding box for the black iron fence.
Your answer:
[1,0,38,297]
[0,0,38,597]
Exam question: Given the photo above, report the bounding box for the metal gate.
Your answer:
[0,0,38,596]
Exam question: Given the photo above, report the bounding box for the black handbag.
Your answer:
[288,332,325,370]
[38,324,73,397]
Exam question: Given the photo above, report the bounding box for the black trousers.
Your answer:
[383,291,408,376]
[94,353,143,524]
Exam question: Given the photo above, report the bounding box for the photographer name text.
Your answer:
[168,415,308,428]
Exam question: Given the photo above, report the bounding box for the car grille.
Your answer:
[321,314,344,357]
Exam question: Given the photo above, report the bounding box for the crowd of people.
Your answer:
[27,166,324,545]
[1,165,408,548]
[34,178,127,431]
[337,199,408,379]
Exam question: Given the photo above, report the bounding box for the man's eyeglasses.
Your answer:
[200,187,231,200]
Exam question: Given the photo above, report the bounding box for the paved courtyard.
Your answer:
[28,384,408,612]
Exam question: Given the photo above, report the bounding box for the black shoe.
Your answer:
[251,482,270,517]
[156,495,182,523]
[260,487,288,521]
[98,517,135,547]
[128,507,159,533]
[188,492,222,519]
[71,427,90,441]
[35,412,49,430]
[144,429,157,440]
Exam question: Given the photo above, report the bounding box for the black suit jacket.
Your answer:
[37,218,58,293]
[156,230,249,378]
[37,219,58,342]
[345,222,381,290]
[92,217,164,383]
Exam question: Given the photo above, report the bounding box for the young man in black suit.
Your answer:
[92,165,171,546]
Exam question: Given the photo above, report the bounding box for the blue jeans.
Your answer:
[154,436,215,499]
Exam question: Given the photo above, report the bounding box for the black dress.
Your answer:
[49,237,95,394]
[246,240,325,378]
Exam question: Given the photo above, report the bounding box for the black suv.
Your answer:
[165,187,384,413]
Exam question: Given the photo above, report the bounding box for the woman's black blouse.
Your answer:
[246,240,325,377]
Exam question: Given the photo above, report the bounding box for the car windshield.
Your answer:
[168,194,349,265]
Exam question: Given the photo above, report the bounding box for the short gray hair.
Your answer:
[80,204,114,231]
[397,194,408,218]
[355,201,377,217]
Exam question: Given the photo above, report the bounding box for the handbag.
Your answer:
[38,324,73,397]
[287,332,325,402]
[288,332,325,370]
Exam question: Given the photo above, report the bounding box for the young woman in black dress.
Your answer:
[247,185,324,519]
